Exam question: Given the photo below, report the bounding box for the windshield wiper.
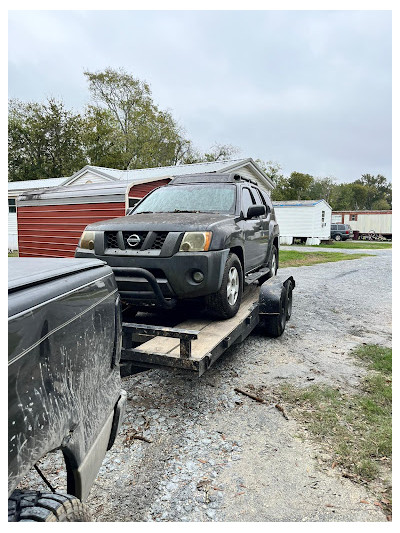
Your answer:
[170,209,202,213]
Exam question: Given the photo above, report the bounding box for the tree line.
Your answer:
[8,67,391,211]
[8,67,238,182]
[265,167,392,211]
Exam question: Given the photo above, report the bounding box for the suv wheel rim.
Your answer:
[271,254,277,276]
[227,267,239,305]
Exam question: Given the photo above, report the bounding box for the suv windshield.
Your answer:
[133,184,236,214]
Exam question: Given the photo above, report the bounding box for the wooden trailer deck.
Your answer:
[121,285,261,375]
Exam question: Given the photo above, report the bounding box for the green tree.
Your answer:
[355,174,392,209]
[84,67,193,169]
[8,98,86,182]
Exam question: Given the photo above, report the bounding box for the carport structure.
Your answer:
[17,178,170,257]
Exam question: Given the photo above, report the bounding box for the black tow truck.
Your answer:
[8,258,126,522]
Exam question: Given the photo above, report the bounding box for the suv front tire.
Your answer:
[206,253,243,319]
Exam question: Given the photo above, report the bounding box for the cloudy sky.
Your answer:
[8,9,392,182]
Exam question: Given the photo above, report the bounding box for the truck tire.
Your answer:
[206,253,243,319]
[260,286,287,337]
[8,490,92,522]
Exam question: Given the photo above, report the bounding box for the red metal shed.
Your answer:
[17,178,170,257]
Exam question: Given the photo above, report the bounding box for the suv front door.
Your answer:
[238,187,267,272]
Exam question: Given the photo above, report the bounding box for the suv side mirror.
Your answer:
[246,204,266,219]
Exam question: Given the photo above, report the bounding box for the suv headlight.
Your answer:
[179,232,212,252]
[78,231,97,250]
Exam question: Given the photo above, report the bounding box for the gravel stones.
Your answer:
[15,249,391,522]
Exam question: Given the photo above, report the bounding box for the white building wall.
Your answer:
[274,202,331,240]
[8,212,18,251]
[343,213,392,234]
[67,171,114,186]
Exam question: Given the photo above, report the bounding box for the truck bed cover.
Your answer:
[8,258,105,292]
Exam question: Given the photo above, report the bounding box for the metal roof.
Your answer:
[272,199,327,207]
[65,159,252,184]
[8,177,68,192]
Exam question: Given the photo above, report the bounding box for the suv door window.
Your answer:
[241,187,256,217]
[331,225,337,230]
[338,225,345,230]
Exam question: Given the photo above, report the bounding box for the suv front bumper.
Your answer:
[75,248,230,303]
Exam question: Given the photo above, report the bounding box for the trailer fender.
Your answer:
[258,275,295,315]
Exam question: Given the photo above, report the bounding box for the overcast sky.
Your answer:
[8,9,392,182]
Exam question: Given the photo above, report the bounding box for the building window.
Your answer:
[8,199,16,214]
[129,198,140,208]
[350,214,357,221]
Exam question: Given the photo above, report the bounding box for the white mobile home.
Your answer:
[273,199,332,245]
[332,210,392,239]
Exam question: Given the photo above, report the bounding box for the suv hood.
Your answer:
[86,212,235,232]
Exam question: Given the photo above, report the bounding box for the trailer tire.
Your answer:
[8,490,92,522]
[206,253,243,319]
[260,286,287,337]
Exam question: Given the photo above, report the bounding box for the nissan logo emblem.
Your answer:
[127,234,141,247]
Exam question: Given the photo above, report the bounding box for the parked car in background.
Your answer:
[330,223,354,241]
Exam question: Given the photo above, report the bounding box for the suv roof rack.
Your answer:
[170,172,258,186]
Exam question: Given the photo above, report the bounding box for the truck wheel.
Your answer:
[8,490,92,522]
[260,286,287,337]
[206,253,243,319]
[267,245,278,278]
[334,234,341,241]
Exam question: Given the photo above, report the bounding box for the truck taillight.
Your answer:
[346,230,349,234]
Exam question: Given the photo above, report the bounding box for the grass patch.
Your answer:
[274,345,392,515]
[352,344,392,375]
[318,241,392,250]
[279,250,373,268]
[8,252,18,257]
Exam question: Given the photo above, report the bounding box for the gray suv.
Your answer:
[331,223,354,241]
[75,173,280,319]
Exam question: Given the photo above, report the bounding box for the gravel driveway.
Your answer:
[21,248,392,522]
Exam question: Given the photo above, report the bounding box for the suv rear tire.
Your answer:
[206,253,243,319]
[334,234,341,241]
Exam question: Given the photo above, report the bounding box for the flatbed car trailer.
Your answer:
[120,274,295,377]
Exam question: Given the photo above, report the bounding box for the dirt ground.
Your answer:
[20,247,392,522]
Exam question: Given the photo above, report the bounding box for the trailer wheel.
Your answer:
[8,490,92,522]
[206,253,243,319]
[260,286,287,337]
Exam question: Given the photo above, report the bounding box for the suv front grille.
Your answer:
[105,231,169,251]
[106,232,119,248]
[151,232,168,250]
